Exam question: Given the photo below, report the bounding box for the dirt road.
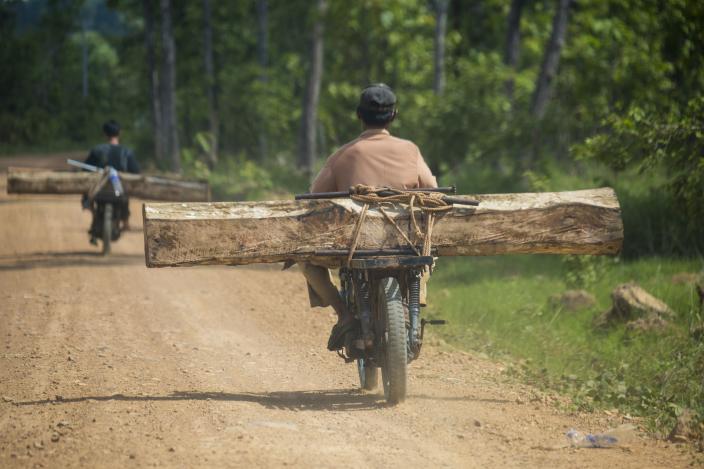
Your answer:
[0,162,695,468]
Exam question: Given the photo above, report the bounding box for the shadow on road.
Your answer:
[411,393,512,404]
[15,389,386,412]
[0,251,144,270]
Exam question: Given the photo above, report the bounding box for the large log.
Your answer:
[7,167,210,202]
[143,187,623,268]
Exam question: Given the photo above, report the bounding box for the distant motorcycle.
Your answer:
[69,159,127,255]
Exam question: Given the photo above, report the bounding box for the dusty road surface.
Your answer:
[0,161,697,468]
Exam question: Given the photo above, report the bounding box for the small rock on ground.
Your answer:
[549,289,596,312]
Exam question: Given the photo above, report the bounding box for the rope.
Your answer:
[346,203,369,266]
[422,212,435,256]
[378,207,420,256]
[345,185,452,264]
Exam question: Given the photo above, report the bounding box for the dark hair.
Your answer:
[102,120,120,137]
[357,108,396,126]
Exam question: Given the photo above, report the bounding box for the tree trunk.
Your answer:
[298,0,327,181]
[143,0,164,165]
[256,0,269,161]
[7,167,210,202]
[531,0,571,120]
[143,188,623,268]
[433,0,449,96]
[81,21,89,98]
[358,7,371,83]
[160,0,181,173]
[202,0,218,168]
[504,0,525,105]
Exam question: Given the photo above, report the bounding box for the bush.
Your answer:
[182,143,309,201]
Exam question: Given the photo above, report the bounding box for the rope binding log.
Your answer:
[345,184,471,265]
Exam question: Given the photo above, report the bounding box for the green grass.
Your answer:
[426,255,704,433]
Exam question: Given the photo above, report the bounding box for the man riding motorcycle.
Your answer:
[302,83,438,350]
[83,120,140,243]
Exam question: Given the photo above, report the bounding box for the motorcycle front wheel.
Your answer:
[357,358,378,391]
[378,277,407,404]
[102,203,112,256]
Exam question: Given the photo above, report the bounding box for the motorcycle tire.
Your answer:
[102,203,112,256]
[378,277,407,404]
[357,358,378,391]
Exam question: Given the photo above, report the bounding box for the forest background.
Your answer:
[1,0,703,438]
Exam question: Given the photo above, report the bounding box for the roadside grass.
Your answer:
[426,254,704,435]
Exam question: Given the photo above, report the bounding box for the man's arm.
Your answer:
[309,155,338,193]
[84,148,98,167]
[416,149,438,188]
[127,150,140,174]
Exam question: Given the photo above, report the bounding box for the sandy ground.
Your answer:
[0,158,698,468]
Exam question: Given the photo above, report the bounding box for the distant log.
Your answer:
[7,167,210,202]
[143,187,623,268]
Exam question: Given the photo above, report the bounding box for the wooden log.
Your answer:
[7,167,210,202]
[143,187,623,268]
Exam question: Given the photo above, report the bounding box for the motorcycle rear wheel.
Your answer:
[102,203,112,256]
[378,277,407,404]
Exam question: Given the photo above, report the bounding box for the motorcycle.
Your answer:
[295,186,476,404]
[339,254,444,404]
[70,159,127,256]
[88,185,126,255]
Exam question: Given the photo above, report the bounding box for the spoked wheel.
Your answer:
[357,358,378,391]
[378,277,407,404]
[102,203,112,256]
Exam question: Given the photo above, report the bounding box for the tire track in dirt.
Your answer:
[0,168,697,468]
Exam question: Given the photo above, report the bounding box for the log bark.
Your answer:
[7,168,210,202]
[143,187,623,268]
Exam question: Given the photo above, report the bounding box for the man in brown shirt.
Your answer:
[302,83,438,350]
[309,129,437,193]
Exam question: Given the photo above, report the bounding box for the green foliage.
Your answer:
[562,255,610,289]
[181,134,308,201]
[575,98,704,250]
[611,172,700,258]
[0,0,701,253]
[0,0,139,147]
[414,51,512,170]
[427,254,704,434]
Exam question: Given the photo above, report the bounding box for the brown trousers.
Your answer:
[301,263,429,313]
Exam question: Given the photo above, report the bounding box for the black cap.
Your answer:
[358,83,396,112]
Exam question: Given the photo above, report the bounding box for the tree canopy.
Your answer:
[0,0,702,255]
